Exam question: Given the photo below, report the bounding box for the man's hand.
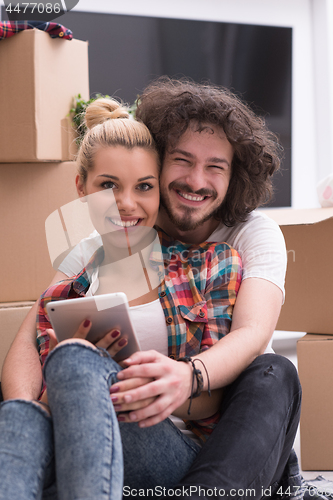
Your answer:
[110,376,156,415]
[110,350,193,427]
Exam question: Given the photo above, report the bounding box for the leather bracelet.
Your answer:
[178,356,211,415]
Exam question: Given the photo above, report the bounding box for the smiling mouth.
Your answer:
[107,218,141,228]
[176,190,209,202]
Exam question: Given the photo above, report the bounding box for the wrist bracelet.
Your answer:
[177,356,211,415]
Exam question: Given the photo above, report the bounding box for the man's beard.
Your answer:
[160,182,220,232]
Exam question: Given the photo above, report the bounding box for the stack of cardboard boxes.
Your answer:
[263,207,333,471]
[0,29,89,373]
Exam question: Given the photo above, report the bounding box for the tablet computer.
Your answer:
[46,292,140,362]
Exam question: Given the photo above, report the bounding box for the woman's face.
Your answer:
[76,146,160,249]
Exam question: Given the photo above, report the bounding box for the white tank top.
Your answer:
[128,299,168,355]
[129,300,201,447]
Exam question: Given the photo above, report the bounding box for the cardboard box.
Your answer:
[0,302,34,378]
[262,207,333,334]
[0,29,89,162]
[297,334,333,470]
[0,162,78,302]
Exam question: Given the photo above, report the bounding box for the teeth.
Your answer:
[179,192,205,202]
[109,218,139,227]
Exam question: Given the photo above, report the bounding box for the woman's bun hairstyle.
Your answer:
[85,98,130,130]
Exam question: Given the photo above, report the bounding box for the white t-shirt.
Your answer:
[208,210,287,298]
[58,210,286,297]
[58,231,102,278]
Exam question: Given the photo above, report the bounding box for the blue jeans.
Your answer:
[0,348,301,499]
[0,342,200,500]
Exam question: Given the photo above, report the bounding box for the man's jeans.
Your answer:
[173,353,302,499]
[0,342,200,500]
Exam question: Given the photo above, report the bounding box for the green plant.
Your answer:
[70,93,138,145]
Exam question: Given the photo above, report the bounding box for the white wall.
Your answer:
[2,0,333,208]
[312,0,333,191]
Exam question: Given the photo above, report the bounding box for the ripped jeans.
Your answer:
[0,342,200,500]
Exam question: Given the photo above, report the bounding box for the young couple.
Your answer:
[0,78,301,500]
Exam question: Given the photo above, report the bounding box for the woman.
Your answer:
[0,98,242,499]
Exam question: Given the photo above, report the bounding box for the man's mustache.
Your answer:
[167,181,217,199]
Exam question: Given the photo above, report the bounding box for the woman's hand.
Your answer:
[47,320,128,359]
[111,350,193,427]
[94,324,128,359]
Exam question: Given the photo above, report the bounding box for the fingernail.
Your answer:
[111,330,120,338]
[129,412,137,421]
[118,338,127,347]
[110,396,118,403]
[83,319,90,327]
[109,386,119,394]
[113,404,122,411]
[117,416,125,422]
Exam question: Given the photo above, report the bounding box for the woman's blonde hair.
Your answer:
[77,97,158,183]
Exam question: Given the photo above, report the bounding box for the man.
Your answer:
[2,78,301,499]
[113,78,301,498]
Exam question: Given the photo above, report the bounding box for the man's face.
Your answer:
[160,124,233,232]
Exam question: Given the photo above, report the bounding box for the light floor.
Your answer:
[272,331,333,481]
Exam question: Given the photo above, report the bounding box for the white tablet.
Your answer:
[46,293,140,362]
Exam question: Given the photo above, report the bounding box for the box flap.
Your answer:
[261,207,333,226]
[297,334,333,343]
[0,302,35,310]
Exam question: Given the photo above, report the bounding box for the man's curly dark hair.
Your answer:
[136,77,282,227]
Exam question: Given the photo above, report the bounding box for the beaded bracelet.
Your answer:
[177,356,211,415]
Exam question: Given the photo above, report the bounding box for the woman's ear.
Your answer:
[76,175,87,202]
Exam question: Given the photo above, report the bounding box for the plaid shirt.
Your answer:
[0,21,73,41]
[37,230,242,441]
